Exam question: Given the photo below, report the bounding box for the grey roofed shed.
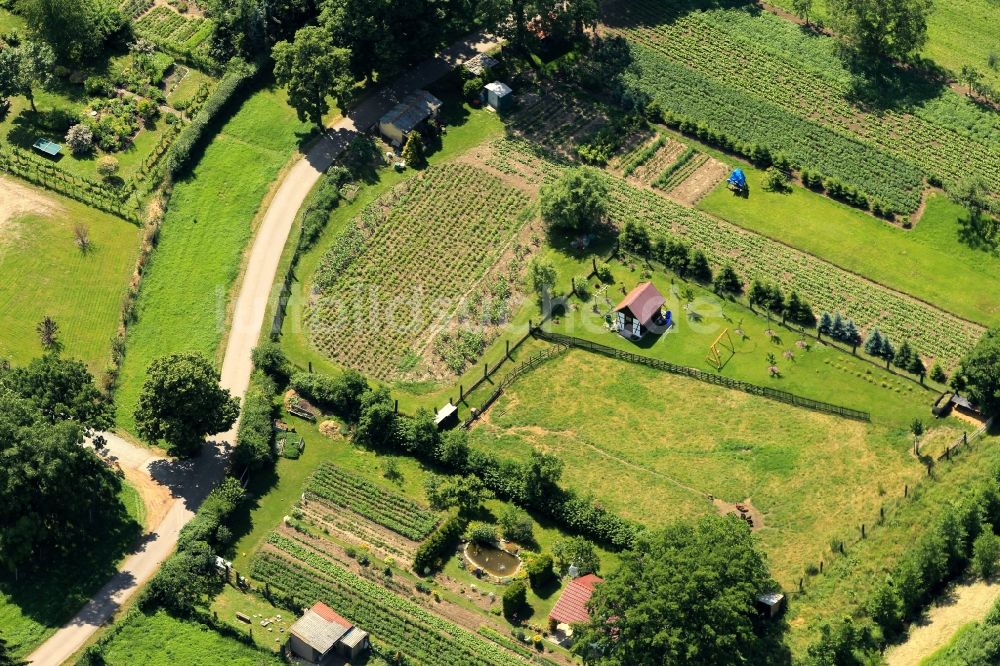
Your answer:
[434,403,458,429]
[464,53,498,76]
[340,627,369,649]
[483,81,513,112]
[378,90,443,146]
[289,607,351,656]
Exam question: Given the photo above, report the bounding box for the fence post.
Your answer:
[904,484,908,498]
[308,361,312,373]
[484,363,488,379]
[394,400,398,414]
[506,339,510,358]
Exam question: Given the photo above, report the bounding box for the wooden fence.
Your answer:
[462,342,567,428]
[533,329,872,422]
[937,416,994,461]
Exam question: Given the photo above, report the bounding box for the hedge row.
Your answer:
[161,59,258,179]
[232,370,277,472]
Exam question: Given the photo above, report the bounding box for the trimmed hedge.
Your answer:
[232,370,276,471]
[413,510,467,574]
[161,59,258,180]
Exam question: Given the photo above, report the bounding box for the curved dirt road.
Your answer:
[25,33,498,666]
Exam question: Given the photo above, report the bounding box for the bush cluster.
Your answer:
[290,369,368,421]
[301,166,351,251]
[413,510,467,573]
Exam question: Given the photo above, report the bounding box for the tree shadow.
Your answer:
[843,58,949,113]
[956,213,999,254]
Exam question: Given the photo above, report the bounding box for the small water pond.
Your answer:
[464,542,522,578]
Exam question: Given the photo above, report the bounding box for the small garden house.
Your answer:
[287,602,369,664]
[614,282,666,339]
[481,81,513,112]
[755,592,786,618]
[550,573,604,630]
[378,90,443,146]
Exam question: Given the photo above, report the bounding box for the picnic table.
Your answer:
[32,138,62,157]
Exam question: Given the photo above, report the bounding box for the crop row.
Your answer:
[652,148,701,191]
[119,0,153,19]
[136,6,211,48]
[307,463,439,541]
[610,0,1000,209]
[485,137,983,365]
[253,534,527,665]
[307,163,531,380]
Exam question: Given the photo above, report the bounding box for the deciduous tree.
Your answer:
[134,353,239,457]
[575,514,777,664]
[828,0,934,65]
[17,0,126,64]
[0,41,54,112]
[539,167,607,236]
[273,26,353,130]
[1,354,112,428]
[958,327,1000,415]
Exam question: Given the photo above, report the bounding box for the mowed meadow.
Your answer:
[115,86,313,433]
[470,349,933,588]
[0,176,140,375]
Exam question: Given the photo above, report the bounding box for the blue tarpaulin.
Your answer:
[727,168,747,190]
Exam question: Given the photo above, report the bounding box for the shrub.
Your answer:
[470,523,497,544]
[251,342,292,386]
[462,76,484,100]
[96,155,119,179]
[499,506,534,544]
[413,511,467,574]
[763,166,790,192]
[525,553,555,589]
[502,580,528,620]
[290,370,368,421]
[973,528,1000,579]
[595,262,613,283]
[84,75,114,97]
[930,362,948,384]
[65,124,94,155]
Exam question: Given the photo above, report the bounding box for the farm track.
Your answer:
[25,31,501,666]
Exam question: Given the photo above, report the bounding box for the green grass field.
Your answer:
[765,0,1000,90]
[699,172,1000,327]
[98,610,283,666]
[0,176,141,375]
[115,86,313,433]
[470,348,938,588]
[0,481,143,658]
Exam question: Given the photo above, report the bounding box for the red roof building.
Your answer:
[549,574,604,625]
[614,282,666,339]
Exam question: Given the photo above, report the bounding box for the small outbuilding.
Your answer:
[378,90,443,147]
[481,81,513,112]
[287,602,369,664]
[727,168,747,192]
[614,282,666,340]
[434,402,458,429]
[755,592,786,618]
[549,573,604,627]
[463,53,498,76]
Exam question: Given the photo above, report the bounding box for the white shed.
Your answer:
[482,81,513,112]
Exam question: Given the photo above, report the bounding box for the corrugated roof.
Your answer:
[290,603,352,654]
[380,90,443,134]
[614,282,665,326]
[549,574,603,625]
[435,403,458,424]
[340,626,369,648]
[485,81,512,96]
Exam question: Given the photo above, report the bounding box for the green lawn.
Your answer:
[115,86,313,434]
[97,610,283,666]
[699,170,1000,327]
[0,480,144,658]
[470,348,938,589]
[765,0,1000,90]
[547,257,942,427]
[0,176,141,375]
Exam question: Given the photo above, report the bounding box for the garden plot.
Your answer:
[486,138,983,367]
[136,5,212,51]
[251,532,530,666]
[665,156,729,205]
[623,136,687,185]
[306,162,532,381]
[604,0,1000,213]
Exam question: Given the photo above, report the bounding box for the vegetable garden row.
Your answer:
[307,163,531,380]
[136,6,213,52]
[486,136,983,366]
[306,463,439,541]
[606,0,1000,212]
[251,533,528,665]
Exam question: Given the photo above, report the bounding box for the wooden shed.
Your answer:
[378,90,442,146]
[288,602,369,664]
[614,282,666,339]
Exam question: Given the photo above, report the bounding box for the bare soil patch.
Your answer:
[121,465,173,532]
[713,497,765,531]
[668,157,730,205]
[0,176,63,246]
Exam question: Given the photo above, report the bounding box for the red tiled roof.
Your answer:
[614,282,665,326]
[311,602,353,630]
[549,574,604,625]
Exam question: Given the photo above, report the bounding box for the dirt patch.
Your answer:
[668,157,729,205]
[0,176,63,246]
[121,465,173,532]
[713,497,765,531]
[885,577,1000,666]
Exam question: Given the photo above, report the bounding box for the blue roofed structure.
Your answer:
[727,168,747,191]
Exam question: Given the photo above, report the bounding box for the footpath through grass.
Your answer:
[699,173,1000,327]
[115,86,312,433]
[0,177,141,375]
[97,610,283,666]
[0,481,143,658]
